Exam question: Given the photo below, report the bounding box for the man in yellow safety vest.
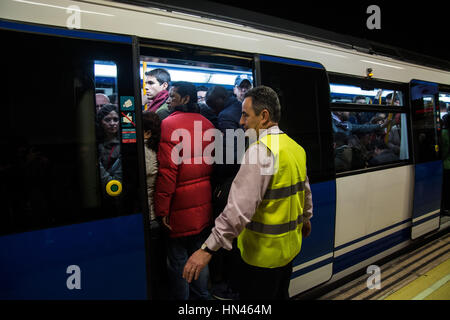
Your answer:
[183,86,313,299]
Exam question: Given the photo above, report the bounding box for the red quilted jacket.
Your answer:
[155,111,215,237]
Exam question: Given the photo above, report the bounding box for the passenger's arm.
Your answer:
[154,128,178,219]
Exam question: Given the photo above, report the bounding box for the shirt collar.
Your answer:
[258,125,282,139]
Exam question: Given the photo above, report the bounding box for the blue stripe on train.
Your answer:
[333,227,411,274]
[0,20,132,43]
[0,214,147,299]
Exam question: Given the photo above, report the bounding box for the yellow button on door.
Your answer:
[106,180,122,197]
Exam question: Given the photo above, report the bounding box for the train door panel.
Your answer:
[138,42,255,299]
[256,55,336,296]
[438,88,450,226]
[0,25,147,299]
[410,80,442,239]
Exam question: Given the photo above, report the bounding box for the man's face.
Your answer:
[234,81,252,102]
[197,91,207,104]
[167,87,188,110]
[386,98,400,106]
[96,94,110,112]
[145,75,166,100]
[240,97,262,132]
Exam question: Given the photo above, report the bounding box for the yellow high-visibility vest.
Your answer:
[238,132,307,268]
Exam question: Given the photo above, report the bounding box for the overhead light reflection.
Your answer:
[13,0,114,16]
[360,59,404,70]
[158,22,259,41]
[287,45,348,59]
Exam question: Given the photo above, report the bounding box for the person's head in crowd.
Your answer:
[334,111,350,121]
[334,132,349,148]
[205,85,228,114]
[108,93,118,105]
[372,140,389,155]
[386,93,400,106]
[370,113,387,125]
[144,68,171,101]
[97,104,119,141]
[142,111,161,152]
[240,86,281,134]
[167,81,198,112]
[353,95,366,104]
[234,75,253,102]
[442,113,449,129]
[96,93,110,113]
[197,85,208,104]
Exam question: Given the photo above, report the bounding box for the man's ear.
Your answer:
[162,82,169,91]
[181,95,190,105]
[260,109,270,125]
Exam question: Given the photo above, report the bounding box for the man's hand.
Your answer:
[161,216,172,231]
[182,249,212,283]
[302,220,311,238]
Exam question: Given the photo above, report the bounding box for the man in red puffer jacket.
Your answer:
[155,81,215,300]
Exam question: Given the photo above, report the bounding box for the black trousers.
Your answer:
[237,254,293,300]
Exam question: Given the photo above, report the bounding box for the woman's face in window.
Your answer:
[101,111,119,136]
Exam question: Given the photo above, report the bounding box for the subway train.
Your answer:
[0,0,449,299]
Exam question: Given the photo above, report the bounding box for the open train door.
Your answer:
[255,55,336,297]
[410,80,442,239]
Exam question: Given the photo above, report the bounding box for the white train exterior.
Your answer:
[0,0,449,299]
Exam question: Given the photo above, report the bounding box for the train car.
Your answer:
[0,0,449,299]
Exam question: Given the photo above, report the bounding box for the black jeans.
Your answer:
[237,254,293,300]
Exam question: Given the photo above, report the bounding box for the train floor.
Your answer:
[316,219,450,300]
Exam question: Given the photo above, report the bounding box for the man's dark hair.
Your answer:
[205,85,228,113]
[334,132,348,147]
[171,81,199,113]
[385,92,400,104]
[142,111,161,152]
[197,85,208,92]
[172,81,198,103]
[144,68,171,86]
[244,86,281,122]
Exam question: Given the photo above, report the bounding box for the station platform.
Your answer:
[315,226,450,300]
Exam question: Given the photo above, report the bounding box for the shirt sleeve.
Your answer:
[303,173,313,220]
[205,143,273,251]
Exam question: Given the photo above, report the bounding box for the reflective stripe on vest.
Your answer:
[238,132,307,268]
[263,180,305,200]
[246,215,304,235]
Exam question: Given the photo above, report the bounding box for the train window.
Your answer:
[332,112,410,172]
[410,80,440,163]
[140,56,253,111]
[0,29,140,235]
[258,58,334,183]
[330,83,404,106]
[439,92,450,120]
[330,74,410,173]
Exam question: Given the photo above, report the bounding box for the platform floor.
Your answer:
[317,229,450,300]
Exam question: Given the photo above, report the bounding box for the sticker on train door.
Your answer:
[120,96,136,143]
